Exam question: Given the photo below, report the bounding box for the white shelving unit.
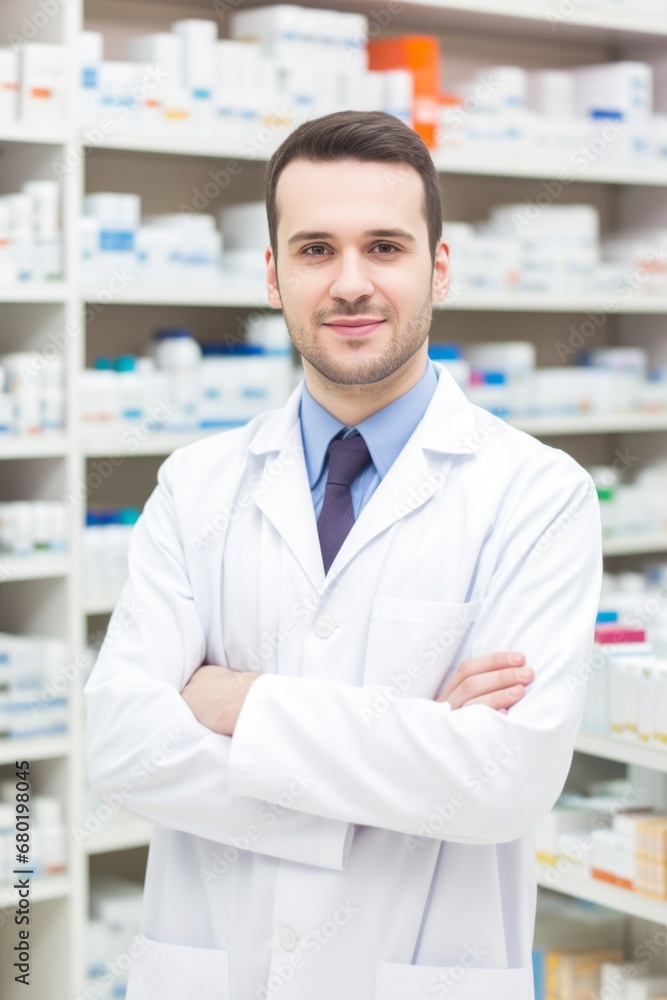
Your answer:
[3,2,667,997]
[0,434,69,460]
[0,735,70,768]
[80,284,667,313]
[535,866,667,925]
[0,875,72,911]
[1,554,71,583]
[366,0,667,41]
[575,732,667,772]
[0,283,71,304]
[83,819,152,856]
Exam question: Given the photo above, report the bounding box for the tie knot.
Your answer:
[326,432,371,488]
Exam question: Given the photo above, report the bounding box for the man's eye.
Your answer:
[302,244,399,255]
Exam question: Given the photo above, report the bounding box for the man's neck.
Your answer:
[302,351,429,426]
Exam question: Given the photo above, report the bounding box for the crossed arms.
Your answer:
[84,451,602,869]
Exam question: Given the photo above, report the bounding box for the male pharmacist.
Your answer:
[85,110,602,1000]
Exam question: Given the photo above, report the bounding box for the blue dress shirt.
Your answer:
[299,357,440,521]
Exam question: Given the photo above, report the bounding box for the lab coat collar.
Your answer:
[247,362,478,458]
[245,363,479,591]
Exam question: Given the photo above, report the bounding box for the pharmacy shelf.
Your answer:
[0,735,70,766]
[84,591,120,616]
[433,151,667,187]
[0,554,70,583]
[81,129,272,160]
[80,131,667,187]
[82,285,667,314]
[83,426,242,458]
[440,293,667,314]
[0,282,71,304]
[536,866,667,924]
[81,414,667,461]
[603,534,667,556]
[0,435,68,460]
[120,0,667,42]
[12,4,667,997]
[395,0,667,43]
[0,874,71,910]
[575,732,667,772]
[0,124,70,146]
[84,819,152,856]
[82,284,270,308]
[511,413,667,436]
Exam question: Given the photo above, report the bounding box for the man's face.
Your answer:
[266,158,449,386]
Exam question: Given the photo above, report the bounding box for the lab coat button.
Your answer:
[280,927,298,951]
[314,616,335,638]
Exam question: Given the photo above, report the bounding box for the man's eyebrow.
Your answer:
[286,228,418,246]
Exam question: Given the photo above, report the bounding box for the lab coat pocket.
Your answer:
[375,962,533,999]
[364,597,484,697]
[125,937,230,1000]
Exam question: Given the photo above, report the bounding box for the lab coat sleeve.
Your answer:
[84,453,355,870]
[227,467,602,845]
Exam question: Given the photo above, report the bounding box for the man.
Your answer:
[85,110,602,1000]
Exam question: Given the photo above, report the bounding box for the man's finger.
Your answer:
[464,685,527,711]
[437,653,529,706]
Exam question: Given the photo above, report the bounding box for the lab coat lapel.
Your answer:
[322,364,480,586]
[247,364,478,595]
[248,383,326,593]
[323,439,447,586]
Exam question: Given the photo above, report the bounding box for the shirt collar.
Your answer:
[299,357,440,488]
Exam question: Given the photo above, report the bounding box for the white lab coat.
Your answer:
[84,362,603,1000]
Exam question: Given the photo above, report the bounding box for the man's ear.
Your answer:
[266,246,282,309]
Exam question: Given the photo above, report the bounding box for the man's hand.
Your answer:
[181,665,261,736]
[436,652,533,712]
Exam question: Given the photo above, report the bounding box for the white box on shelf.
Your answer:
[0,48,19,126]
[20,44,67,127]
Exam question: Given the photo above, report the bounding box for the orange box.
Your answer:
[368,35,441,148]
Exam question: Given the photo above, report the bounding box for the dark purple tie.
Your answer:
[317,431,372,575]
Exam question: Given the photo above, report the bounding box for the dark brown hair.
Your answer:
[265,110,442,268]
